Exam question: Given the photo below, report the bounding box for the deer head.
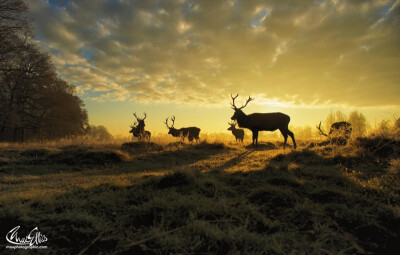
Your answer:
[164,116,176,134]
[133,112,147,129]
[133,112,147,122]
[227,121,237,131]
[231,94,254,121]
[129,121,138,133]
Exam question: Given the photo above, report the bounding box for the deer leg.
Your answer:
[287,130,297,149]
[252,131,259,145]
[279,129,288,149]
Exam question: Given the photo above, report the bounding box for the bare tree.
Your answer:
[348,111,367,137]
[164,116,200,142]
[0,0,88,142]
[325,110,347,132]
[230,94,296,148]
[87,125,113,141]
[0,0,32,67]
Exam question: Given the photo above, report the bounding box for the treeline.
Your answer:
[0,0,88,142]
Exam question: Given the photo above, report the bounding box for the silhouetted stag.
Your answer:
[129,122,151,142]
[129,112,150,142]
[230,94,297,149]
[316,121,352,144]
[164,116,201,142]
[227,121,244,142]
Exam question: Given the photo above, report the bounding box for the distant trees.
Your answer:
[324,110,347,131]
[0,0,88,141]
[348,111,367,137]
[87,125,113,141]
[292,125,313,139]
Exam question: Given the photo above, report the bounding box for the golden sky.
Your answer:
[26,0,400,135]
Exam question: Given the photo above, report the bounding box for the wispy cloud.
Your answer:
[26,0,400,108]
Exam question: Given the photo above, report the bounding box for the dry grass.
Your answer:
[0,136,399,254]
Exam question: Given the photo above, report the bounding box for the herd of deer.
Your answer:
[129,94,353,149]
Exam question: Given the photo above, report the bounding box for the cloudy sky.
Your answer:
[26,0,400,135]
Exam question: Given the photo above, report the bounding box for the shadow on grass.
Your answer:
[244,142,277,150]
[0,141,229,176]
[2,147,399,254]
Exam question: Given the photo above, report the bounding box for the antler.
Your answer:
[164,117,170,128]
[171,116,175,128]
[231,94,254,110]
[129,121,138,128]
[133,112,139,121]
[133,112,147,121]
[240,95,254,110]
[316,121,328,137]
[228,120,236,126]
[231,94,239,109]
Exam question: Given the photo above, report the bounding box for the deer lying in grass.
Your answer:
[316,121,352,144]
[129,112,151,142]
[164,116,201,142]
[228,121,244,142]
[230,94,296,149]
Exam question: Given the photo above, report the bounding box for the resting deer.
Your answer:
[230,94,296,149]
[130,112,150,142]
[164,116,201,142]
[316,121,352,143]
[228,121,244,142]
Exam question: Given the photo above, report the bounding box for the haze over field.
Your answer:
[26,0,400,135]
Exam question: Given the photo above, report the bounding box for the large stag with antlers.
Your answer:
[164,116,201,142]
[228,121,244,142]
[230,94,297,149]
[129,112,150,142]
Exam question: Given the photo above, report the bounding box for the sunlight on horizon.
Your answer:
[25,0,400,136]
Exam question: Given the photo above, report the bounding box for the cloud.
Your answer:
[26,0,400,107]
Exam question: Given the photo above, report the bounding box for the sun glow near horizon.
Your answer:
[25,0,400,136]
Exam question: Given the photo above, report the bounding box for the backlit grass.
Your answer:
[0,137,399,254]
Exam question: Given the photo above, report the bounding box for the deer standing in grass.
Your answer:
[129,112,151,142]
[230,94,296,149]
[129,121,151,142]
[164,116,201,142]
[228,121,244,142]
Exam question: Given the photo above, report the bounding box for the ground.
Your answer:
[0,137,399,254]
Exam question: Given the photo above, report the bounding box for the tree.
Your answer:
[87,125,113,141]
[0,0,89,141]
[36,81,89,139]
[324,110,347,131]
[348,111,367,137]
[0,0,32,67]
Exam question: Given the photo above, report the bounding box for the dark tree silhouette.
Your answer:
[0,0,88,141]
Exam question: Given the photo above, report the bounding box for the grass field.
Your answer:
[0,136,399,254]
